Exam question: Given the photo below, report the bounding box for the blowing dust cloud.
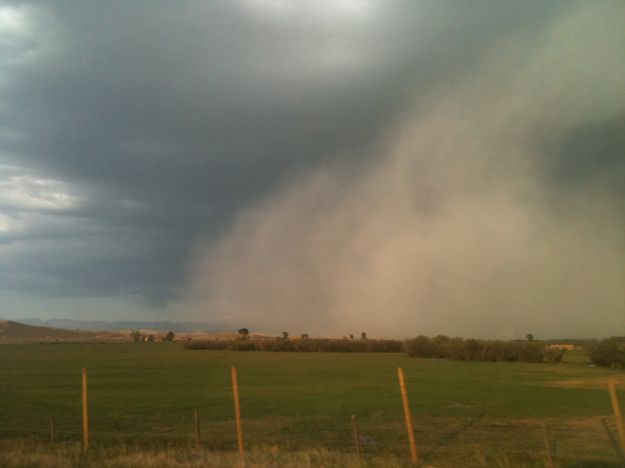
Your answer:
[176,4,625,339]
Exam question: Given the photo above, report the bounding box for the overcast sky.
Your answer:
[0,1,623,338]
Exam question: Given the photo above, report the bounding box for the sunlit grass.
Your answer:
[0,345,623,465]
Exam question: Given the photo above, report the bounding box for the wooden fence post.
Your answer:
[82,367,89,453]
[351,414,361,458]
[231,366,244,456]
[608,379,625,457]
[50,417,55,445]
[397,367,418,463]
[194,409,201,449]
[542,421,554,467]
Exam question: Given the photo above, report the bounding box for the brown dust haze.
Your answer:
[176,4,625,339]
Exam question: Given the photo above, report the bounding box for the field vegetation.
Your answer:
[185,334,572,364]
[587,338,625,369]
[0,343,624,466]
[0,441,563,468]
[185,337,403,352]
[404,335,567,363]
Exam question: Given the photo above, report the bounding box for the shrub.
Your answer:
[479,341,509,362]
[184,340,232,350]
[515,342,545,363]
[431,335,451,358]
[404,335,437,358]
[404,336,559,363]
[447,337,466,360]
[185,338,403,353]
[587,339,625,368]
[230,341,258,351]
[463,339,483,361]
[544,347,567,363]
[130,330,142,342]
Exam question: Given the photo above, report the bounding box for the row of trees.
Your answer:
[181,329,625,367]
[130,330,175,342]
[185,337,403,352]
[587,338,625,368]
[404,335,566,363]
[237,328,368,341]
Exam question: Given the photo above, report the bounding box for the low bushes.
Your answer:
[587,338,625,368]
[185,338,403,352]
[404,335,566,363]
[185,334,579,363]
[184,340,231,350]
[544,347,567,363]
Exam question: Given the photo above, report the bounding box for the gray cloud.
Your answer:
[178,2,625,338]
[0,1,621,335]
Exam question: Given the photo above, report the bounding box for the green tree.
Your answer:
[130,330,142,342]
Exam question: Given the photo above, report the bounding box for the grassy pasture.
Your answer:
[0,344,624,466]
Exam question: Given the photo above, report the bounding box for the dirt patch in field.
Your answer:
[443,403,475,410]
[546,375,625,389]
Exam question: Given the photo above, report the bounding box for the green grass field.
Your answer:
[1,344,624,466]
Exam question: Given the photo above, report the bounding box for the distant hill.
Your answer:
[0,320,122,343]
[17,318,225,333]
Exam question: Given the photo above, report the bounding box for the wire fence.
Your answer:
[3,367,625,466]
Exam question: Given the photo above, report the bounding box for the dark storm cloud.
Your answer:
[1,1,620,330]
[177,2,625,338]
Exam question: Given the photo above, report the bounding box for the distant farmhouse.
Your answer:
[547,343,576,351]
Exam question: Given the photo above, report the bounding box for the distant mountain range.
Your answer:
[0,320,105,342]
[16,318,225,333]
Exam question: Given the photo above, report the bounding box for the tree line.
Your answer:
[404,335,566,363]
[586,338,625,368]
[184,337,403,352]
[184,329,625,367]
